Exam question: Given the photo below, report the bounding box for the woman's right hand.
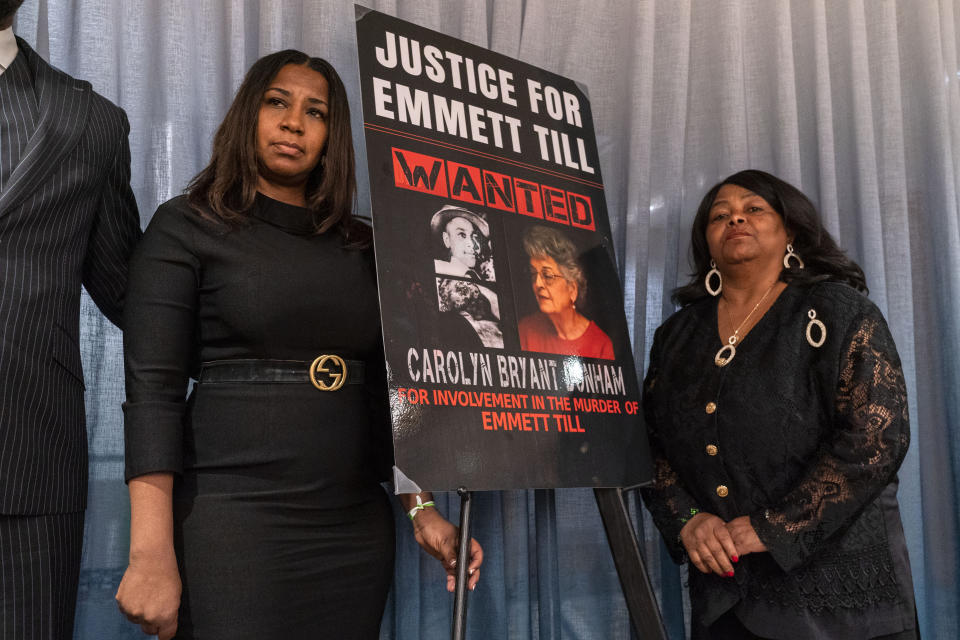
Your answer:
[115,548,181,640]
[679,512,739,577]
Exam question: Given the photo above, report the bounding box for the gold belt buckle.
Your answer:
[309,355,347,391]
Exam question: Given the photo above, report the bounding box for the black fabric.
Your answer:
[640,282,917,640]
[692,609,770,640]
[0,36,139,640]
[0,511,85,640]
[0,51,39,190]
[694,609,920,640]
[0,37,142,516]
[694,609,919,640]
[123,194,395,637]
[174,492,395,640]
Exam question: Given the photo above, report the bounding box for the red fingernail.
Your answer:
[725,571,734,577]
[732,556,739,563]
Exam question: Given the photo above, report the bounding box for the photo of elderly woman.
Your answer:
[436,278,504,349]
[517,225,614,360]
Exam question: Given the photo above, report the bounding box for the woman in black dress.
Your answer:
[115,50,481,640]
[641,170,917,639]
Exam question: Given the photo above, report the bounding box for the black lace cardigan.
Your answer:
[640,282,916,639]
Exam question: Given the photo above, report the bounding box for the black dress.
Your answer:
[123,194,395,640]
[640,282,917,640]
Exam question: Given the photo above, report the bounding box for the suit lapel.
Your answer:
[0,38,91,219]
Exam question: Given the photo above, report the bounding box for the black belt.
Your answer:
[198,357,365,391]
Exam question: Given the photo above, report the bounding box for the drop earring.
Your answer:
[705,260,722,296]
[783,244,805,269]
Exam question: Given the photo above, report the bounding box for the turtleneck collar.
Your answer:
[250,192,327,236]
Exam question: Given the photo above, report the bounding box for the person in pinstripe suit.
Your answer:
[0,2,142,637]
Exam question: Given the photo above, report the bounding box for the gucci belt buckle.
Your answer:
[309,355,347,391]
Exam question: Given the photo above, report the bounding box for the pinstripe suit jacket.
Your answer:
[0,38,141,515]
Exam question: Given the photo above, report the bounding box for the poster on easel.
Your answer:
[355,6,652,492]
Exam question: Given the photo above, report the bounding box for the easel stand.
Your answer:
[595,487,668,639]
[450,487,667,640]
[451,487,473,640]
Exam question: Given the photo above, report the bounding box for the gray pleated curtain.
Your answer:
[12,1,958,638]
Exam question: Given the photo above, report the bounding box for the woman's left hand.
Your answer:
[726,516,767,556]
[411,508,483,592]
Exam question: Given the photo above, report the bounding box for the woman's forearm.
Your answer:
[127,473,175,559]
[117,472,181,637]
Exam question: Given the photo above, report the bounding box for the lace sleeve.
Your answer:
[751,310,910,572]
[640,329,702,564]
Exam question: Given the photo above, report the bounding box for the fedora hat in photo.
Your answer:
[429,205,490,239]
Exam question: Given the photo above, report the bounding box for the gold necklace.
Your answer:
[714,281,778,367]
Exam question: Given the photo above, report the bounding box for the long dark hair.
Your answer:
[187,50,366,244]
[673,169,866,306]
[0,1,25,25]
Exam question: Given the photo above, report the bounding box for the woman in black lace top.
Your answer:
[641,170,917,639]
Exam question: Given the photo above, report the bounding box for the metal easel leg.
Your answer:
[595,487,668,639]
[451,488,473,640]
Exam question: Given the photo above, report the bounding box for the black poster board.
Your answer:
[355,6,652,493]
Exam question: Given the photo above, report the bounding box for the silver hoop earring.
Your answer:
[783,244,805,269]
[705,260,722,296]
[805,309,826,347]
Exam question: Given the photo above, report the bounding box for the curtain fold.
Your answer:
[12,1,957,637]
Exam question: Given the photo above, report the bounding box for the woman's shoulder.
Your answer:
[146,194,231,239]
[149,195,219,228]
[796,282,895,354]
[136,196,233,265]
[147,194,189,223]
[802,281,882,321]
[518,311,548,331]
[658,295,713,335]
[584,320,614,355]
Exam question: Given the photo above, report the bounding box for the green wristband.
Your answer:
[407,496,436,520]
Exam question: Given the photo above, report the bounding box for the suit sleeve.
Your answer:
[640,327,702,563]
[122,203,199,481]
[750,306,910,571]
[82,108,142,328]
